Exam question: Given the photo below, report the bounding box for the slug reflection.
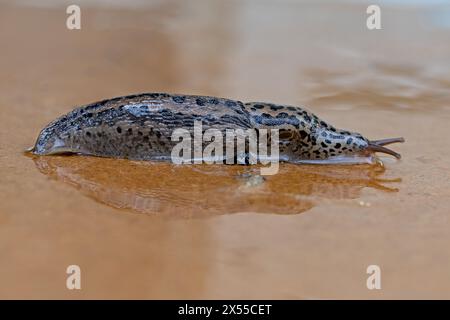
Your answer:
[31,156,400,218]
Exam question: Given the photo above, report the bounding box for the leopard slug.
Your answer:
[30,93,404,164]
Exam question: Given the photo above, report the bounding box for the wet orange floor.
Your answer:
[0,1,450,299]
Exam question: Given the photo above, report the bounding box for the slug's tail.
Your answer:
[367,137,405,159]
[25,146,35,154]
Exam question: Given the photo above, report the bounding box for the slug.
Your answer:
[30,93,404,164]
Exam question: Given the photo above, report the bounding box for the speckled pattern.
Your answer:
[32,93,399,163]
[244,101,368,161]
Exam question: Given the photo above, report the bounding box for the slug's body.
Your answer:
[31,93,404,164]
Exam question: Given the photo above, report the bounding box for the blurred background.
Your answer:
[0,0,449,299]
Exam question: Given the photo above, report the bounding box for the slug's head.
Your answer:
[308,127,404,164]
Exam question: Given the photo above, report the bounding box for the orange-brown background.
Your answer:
[0,0,449,299]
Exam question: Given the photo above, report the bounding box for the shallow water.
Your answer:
[1,0,450,298]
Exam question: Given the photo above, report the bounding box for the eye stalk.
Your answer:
[367,137,405,159]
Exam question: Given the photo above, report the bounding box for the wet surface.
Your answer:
[31,155,398,218]
[0,0,450,298]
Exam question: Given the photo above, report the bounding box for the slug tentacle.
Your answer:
[367,142,402,159]
[30,93,404,165]
[369,137,405,146]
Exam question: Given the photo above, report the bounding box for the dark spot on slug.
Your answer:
[325,139,332,144]
[347,138,353,144]
[196,98,206,106]
[225,101,237,107]
[86,131,91,137]
[172,96,185,103]
[254,104,265,109]
[335,143,341,149]
[321,142,327,148]
[276,112,289,118]
[299,130,308,140]
[116,127,122,134]
[270,104,284,111]
[279,130,293,140]
[287,106,296,111]
[209,98,219,105]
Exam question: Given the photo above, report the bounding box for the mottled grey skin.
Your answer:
[32,93,404,163]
